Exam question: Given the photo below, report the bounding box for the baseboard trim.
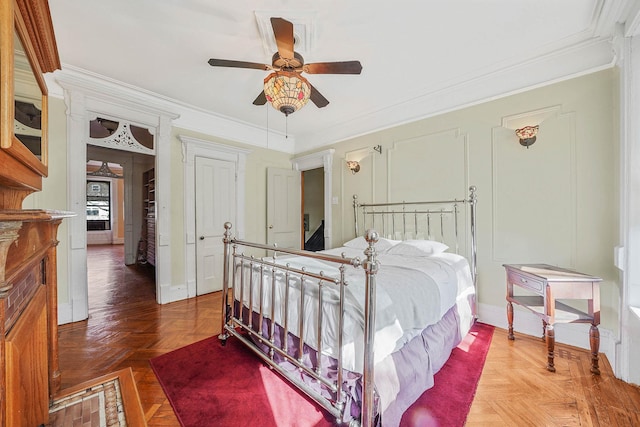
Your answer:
[57,303,72,325]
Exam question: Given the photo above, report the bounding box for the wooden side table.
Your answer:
[503,263,602,374]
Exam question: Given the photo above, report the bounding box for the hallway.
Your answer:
[86,244,155,316]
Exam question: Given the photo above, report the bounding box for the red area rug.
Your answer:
[400,322,494,427]
[150,322,493,427]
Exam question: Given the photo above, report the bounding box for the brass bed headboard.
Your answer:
[353,186,478,294]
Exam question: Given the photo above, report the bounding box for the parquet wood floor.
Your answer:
[57,244,219,426]
[55,244,640,426]
[468,328,640,426]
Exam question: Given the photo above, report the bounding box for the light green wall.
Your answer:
[308,69,619,333]
[34,69,619,336]
[23,96,70,303]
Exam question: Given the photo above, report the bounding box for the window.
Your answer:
[86,181,111,230]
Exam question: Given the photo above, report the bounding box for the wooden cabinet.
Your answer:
[5,286,49,426]
[0,1,64,425]
[1,211,70,426]
[142,168,156,266]
[0,0,60,209]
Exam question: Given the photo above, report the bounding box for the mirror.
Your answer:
[0,1,50,179]
[0,0,59,208]
[13,32,44,161]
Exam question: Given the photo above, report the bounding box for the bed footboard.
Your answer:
[219,222,381,426]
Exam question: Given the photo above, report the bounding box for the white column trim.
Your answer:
[64,89,89,322]
[616,30,640,383]
[154,114,177,303]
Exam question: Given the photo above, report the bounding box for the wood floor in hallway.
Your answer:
[57,244,218,425]
[54,244,640,426]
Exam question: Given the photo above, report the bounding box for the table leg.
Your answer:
[507,301,514,340]
[590,324,600,375]
[546,323,555,372]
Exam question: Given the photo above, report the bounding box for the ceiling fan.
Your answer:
[208,17,363,116]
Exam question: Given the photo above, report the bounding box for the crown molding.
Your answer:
[294,36,616,153]
[623,0,640,36]
[50,66,295,154]
[46,27,617,156]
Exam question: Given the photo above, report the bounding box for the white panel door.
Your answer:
[267,167,301,249]
[195,156,235,294]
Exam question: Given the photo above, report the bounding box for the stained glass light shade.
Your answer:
[263,71,311,116]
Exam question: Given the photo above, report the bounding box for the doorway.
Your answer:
[85,147,155,312]
[61,79,178,324]
[302,168,325,251]
[180,135,250,298]
[292,149,335,250]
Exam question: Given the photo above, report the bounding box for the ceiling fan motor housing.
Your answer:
[272,51,304,70]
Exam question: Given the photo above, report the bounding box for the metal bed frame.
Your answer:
[218,186,478,427]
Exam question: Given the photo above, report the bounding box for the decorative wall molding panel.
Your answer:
[387,128,469,201]
[491,106,576,266]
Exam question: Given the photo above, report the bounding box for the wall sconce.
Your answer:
[346,160,360,174]
[515,125,538,148]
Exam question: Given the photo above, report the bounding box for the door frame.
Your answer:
[292,149,334,250]
[180,135,250,298]
[58,75,178,322]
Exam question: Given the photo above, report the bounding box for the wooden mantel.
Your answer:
[0,209,74,426]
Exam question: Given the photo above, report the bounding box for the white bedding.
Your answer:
[234,245,474,373]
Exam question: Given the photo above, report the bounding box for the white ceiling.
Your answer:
[47,0,639,154]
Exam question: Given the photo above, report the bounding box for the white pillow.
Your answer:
[343,236,400,251]
[385,239,449,256]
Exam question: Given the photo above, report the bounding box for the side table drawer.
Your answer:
[507,270,544,293]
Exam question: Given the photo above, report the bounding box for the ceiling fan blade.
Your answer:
[208,58,270,71]
[270,17,295,60]
[304,61,363,75]
[309,84,329,108]
[253,91,267,105]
